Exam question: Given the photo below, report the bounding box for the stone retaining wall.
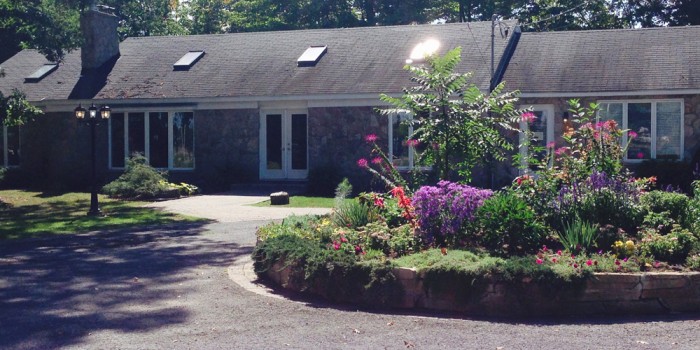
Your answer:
[265,263,700,317]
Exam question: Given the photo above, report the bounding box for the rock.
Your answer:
[270,191,289,205]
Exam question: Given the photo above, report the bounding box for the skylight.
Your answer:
[174,51,205,70]
[297,46,327,67]
[25,64,58,82]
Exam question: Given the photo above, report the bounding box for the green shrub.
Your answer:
[332,199,377,229]
[558,218,598,253]
[102,155,198,200]
[640,225,698,264]
[360,222,418,258]
[686,254,700,271]
[0,167,5,183]
[690,181,700,234]
[641,211,676,235]
[476,191,549,257]
[641,190,691,227]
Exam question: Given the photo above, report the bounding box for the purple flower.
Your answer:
[357,158,368,168]
[364,134,378,143]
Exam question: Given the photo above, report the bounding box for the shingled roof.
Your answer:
[503,25,700,95]
[0,22,509,103]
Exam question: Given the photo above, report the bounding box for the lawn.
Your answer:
[251,196,342,208]
[0,190,205,239]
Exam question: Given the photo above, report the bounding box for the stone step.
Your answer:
[229,181,308,196]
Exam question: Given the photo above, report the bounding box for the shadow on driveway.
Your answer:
[0,222,248,349]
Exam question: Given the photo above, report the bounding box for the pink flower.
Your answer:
[340,236,348,243]
[637,152,645,159]
[357,158,369,168]
[554,147,568,156]
[546,141,555,149]
[374,197,385,208]
[623,257,628,262]
[628,131,638,138]
[355,245,363,254]
[371,157,382,164]
[364,134,378,143]
[573,263,579,268]
[405,139,420,147]
[586,259,593,266]
[552,258,557,263]
[536,258,543,265]
[556,250,562,256]
[333,242,341,250]
[520,112,537,123]
[615,260,621,266]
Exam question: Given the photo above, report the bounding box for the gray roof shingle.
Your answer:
[0,22,509,102]
[503,25,700,94]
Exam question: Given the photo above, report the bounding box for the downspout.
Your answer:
[490,25,521,92]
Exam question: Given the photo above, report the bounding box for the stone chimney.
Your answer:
[80,9,120,71]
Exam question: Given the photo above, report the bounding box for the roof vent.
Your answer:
[174,51,205,70]
[25,64,58,82]
[297,46,327,67]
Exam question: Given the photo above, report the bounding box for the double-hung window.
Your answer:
[1,125,20,167]
[598,100,683,161]
[387,111,428,170]
[109,111,195,169]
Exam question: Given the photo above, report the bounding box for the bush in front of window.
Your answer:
[102,155,198,200]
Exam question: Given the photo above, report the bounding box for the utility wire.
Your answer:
[519,0,592,29]
[465,21,490,69]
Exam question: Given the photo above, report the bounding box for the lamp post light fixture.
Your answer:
[74,102,111,216]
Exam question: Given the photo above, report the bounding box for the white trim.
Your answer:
[521,89,700,98]
[1,125,6,168]
[108,110,196,170]
[597,99,684,162]
[259,109,309,180]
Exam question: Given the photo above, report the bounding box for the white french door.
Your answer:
[260,109,308,180]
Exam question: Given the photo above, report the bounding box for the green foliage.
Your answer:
[640,225,698,264]
[0,89,43,127]
[687,254,700,271]
[334,178,352,203]
[641,190,691,227]
[332,199,377,230]
[360,222,418,258]
[380,47,525,182]
[558,218,598,253]
[691,181,700,234]
[0,167,5,183]
[102,155,197,200]
[475,191,549,257]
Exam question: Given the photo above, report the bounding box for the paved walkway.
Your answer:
[145,193,331,222]
[1,194,699,349]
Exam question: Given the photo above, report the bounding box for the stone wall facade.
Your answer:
[308,106,390,191]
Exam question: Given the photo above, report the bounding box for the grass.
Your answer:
[0,190,206,239]
[251,196,344,208]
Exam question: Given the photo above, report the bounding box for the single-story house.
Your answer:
[1,9,699,191]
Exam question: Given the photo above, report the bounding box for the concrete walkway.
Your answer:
[145,193,331,222]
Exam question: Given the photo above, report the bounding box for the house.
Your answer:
[1,8,699,191]
[502,26,700,184]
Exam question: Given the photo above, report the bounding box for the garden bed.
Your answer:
[261,258,700,317]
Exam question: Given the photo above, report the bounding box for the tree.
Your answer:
[0,0,81,63]
[0,89,43,127]
[380,47,525,182]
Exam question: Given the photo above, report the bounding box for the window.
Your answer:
[109,112,195,169]
[173,51,205,70]
[387,111,427,170]
[519,105,555,171]
[598,100,683,161]
[1,125,21,167]
[297,46,327,67]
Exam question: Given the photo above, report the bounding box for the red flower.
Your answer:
[552,258,557,263]
[374,197,385,208]
[637,152,645,159]
[586,259,593,266]
[333,242,341,250]
[536,258,543,265]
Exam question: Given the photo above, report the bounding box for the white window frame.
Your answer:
[597,99,684,162]
[108,111,196,170]
[518,104,555,172]
[387,111,431,171]
[1,125,21,168]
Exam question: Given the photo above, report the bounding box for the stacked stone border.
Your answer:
[264,261,700,317]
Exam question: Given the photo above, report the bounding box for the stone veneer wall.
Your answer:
[18,111,105,191]
[308,106,390,191]
[182,109,260,191]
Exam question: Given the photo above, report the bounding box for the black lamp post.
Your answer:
[74,102,111,216]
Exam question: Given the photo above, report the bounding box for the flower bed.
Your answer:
[253,91,700,315]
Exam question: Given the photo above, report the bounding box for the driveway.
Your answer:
[1,194,699,349]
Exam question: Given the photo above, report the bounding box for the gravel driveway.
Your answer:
[1,194,699,349]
